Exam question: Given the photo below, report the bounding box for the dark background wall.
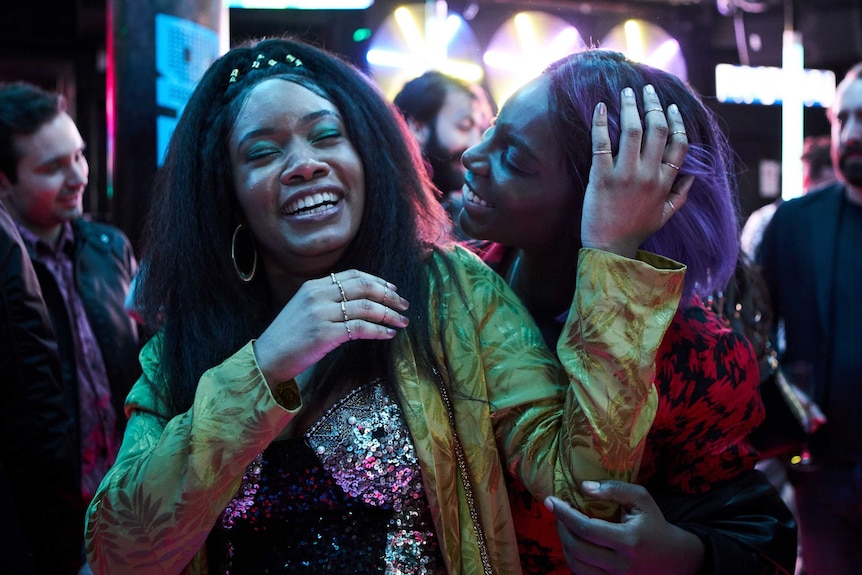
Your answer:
[1,0,860,249]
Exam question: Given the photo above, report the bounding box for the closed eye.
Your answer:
[246,146,280,162]
[311,129,343,144]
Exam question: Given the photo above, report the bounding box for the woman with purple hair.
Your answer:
[461,49,797,574]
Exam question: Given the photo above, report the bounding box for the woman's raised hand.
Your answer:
[253,270,410,387]
[581,84,693,259]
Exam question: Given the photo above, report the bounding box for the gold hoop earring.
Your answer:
[231,223,258,283]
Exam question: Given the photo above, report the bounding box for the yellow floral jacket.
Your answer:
[85,245,683,575]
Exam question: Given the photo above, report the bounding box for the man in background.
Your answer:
[0,82,140,549]
[741,135,836,260]
[758,62,862,575]
[394,71,494,238]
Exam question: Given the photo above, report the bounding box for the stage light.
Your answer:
[600,19,687,82]
[483,11,586,107]
[365,3,482,100]
[353,28,372,42]
[225,0,374,8]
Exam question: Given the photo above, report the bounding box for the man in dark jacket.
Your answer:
[758,62,862,574]
[0,82,140,559]
[1,202,83,573]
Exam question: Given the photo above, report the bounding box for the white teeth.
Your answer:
[464,187,489,207]
[286,191,339,215]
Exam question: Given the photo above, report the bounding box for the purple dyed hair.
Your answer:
[544,49,740,300]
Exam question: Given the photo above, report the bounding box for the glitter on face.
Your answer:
[208,382,445,574]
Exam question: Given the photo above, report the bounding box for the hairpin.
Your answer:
[229,53,304,83]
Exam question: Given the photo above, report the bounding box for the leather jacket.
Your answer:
[656,469,798,575]
[0,206,85,574]
[24,217,141,469]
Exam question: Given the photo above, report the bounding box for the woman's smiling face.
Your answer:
[459,75,579,253]
[229,78,365,280]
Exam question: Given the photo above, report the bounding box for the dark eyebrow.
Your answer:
[235,109,341,152]
[301,109,340,125]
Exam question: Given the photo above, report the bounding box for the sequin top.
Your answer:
[207,382,445,574]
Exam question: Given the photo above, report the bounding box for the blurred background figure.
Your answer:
[742,133,836,575]
[741,135,836,260]
[394,70,495,239]
[1,201,83,574]
[0,81,140,571]
[758,61,862,575]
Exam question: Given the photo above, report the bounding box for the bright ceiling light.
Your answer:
[365,3,482,100]
[225,0,374,9]
[483,11,585,107]
[600,19,688,82]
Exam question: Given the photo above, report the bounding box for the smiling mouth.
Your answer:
[463,185,492,208]
[285,191,339,216]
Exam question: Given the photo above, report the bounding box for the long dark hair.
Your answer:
[138,37,451,415]
[545,50,740,300]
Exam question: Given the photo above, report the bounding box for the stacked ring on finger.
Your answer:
[344,323,352,340]
[381,286,388,306]
[335,280,347,303]
[331,271,350,323]
[645,107,664,115]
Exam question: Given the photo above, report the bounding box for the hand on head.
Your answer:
[581,85,693,259]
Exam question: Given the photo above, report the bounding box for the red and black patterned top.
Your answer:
[473,241,765,573]
[640,302,764,492]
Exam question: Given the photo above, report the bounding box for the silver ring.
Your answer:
[666,198,676,212]
[382,308,389,323]
[344,322,352,340]
[340,300,349,322]
[336,280,347,303]
[330,272,338,285]
[670,130,687,136]
[662,160,681,171]
[381,286,388,306]
[645,107,664,115]
[592,150,613,156]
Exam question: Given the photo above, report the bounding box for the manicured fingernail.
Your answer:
[582,480,600,491]
[623,87,634,98]
[668,104,679,115]
[597,102,606,115]
[645,84,656,94]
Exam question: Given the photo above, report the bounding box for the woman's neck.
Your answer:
[506,246,578,325]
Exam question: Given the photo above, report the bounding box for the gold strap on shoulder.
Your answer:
[433,366,494,575]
